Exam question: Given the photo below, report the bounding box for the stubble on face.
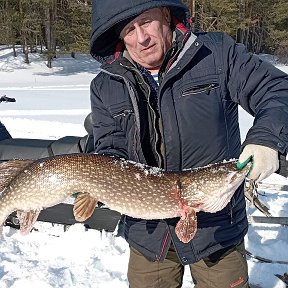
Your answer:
[121,7,173,73]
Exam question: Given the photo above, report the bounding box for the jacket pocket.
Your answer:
[112,109,134,118]
[182,82,219,97]
[106,100,134,118]
[106,101,135,133]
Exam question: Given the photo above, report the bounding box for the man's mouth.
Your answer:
[142,44,156,51]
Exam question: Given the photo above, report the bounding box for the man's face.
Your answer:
[120,7,172,73]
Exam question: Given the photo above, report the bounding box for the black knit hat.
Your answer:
[90,0,190,63]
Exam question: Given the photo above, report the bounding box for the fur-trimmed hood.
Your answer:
[90,0,190,64]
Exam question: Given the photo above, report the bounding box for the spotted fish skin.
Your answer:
[0,154,250,242]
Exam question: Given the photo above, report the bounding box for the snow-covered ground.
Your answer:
[0,47,287,287]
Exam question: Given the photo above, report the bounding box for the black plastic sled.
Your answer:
[0,100,121,233]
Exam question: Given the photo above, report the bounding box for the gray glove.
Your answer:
[238,144,279,182]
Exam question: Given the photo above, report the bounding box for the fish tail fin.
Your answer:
[17,210,40,235]
[0,160,35,191]
[73,192,97,222]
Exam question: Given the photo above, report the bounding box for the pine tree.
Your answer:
[269,0,288,61]
[1,0,287,62]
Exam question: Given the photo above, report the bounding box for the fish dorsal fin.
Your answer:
[0,160,35,192]
[73,192,98,222]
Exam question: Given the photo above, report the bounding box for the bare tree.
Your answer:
[44,0,57,68]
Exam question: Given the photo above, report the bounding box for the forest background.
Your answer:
[0,0,288,67]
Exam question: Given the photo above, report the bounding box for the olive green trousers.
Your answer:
[127,241,249,288]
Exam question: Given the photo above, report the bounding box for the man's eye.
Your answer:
[141,20,152,28]
[124,20,152,37]
[126,27,135,36]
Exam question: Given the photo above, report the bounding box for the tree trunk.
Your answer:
[190,0,196,32]
[12,44,16,57]
[236,0,245,43]
[23,40,29,64]
[45,0,57,68]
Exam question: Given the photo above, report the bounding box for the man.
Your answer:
[89,0,288,287]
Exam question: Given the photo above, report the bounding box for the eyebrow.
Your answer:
[129,14,152,26]
[121,9,162,35]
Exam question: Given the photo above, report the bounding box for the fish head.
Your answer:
[181,160,251,213]
[226,161,251,189]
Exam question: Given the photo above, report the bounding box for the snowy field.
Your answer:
[0,47,288,287]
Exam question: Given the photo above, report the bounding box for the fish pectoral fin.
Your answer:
[175,208,197,243]
[73,192,97,222]
[17,210,40,235]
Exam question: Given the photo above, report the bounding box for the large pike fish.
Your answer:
[0,154,250,243]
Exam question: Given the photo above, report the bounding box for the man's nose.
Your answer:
[135,24,148,43]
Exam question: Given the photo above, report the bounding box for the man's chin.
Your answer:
[139,57,163,70]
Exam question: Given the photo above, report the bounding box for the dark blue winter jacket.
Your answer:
[90,0,288,264]
[0,122,11,141]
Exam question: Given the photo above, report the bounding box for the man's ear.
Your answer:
[162,7,171,24]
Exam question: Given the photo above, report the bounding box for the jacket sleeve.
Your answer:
[90,76,128,159]
[223,33,288,154]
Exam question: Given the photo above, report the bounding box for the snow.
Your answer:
[0,47,288,287]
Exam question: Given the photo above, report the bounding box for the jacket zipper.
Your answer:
[120,64,163,167]
[100,68,142,163]
[112,109,134,118]
[142,79,163,167]
[182,83,219,96]
[158,35,202,170]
